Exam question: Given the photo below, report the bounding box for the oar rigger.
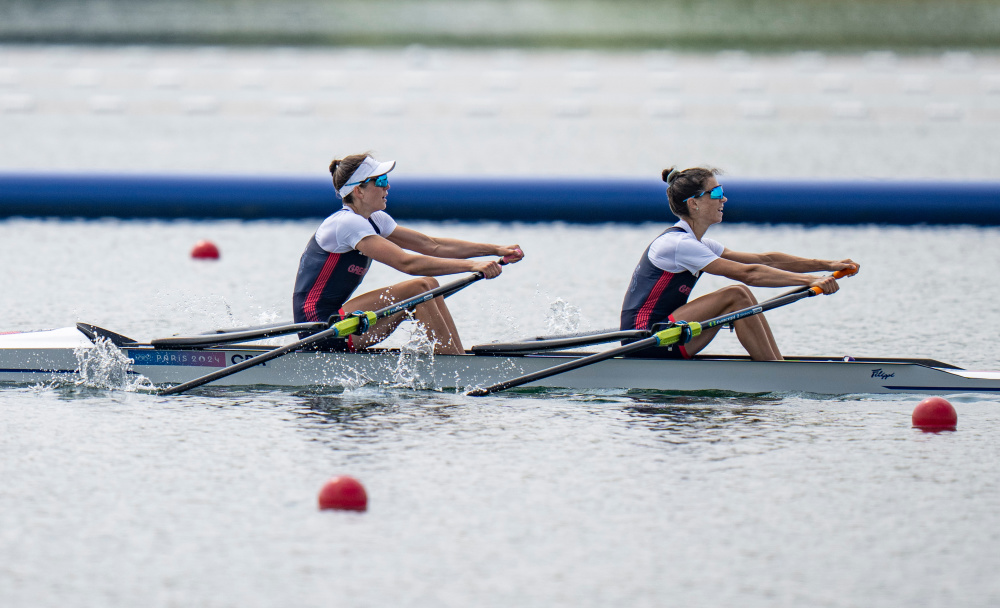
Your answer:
[655,320,699,347]
[340,310,378,337]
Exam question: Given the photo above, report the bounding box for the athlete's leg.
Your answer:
[412,296,464,353]
[668,285,782,361]
[341,278,464,354]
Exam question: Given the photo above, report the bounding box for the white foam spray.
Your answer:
[74,338,154,392]
[544,297,582,334]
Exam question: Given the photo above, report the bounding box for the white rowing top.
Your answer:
[314,207,397,254]
[647,219,724,277]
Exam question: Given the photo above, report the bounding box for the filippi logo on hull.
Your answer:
[128,350,226,367]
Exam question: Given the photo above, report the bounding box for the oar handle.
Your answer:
[328,254,515,336]
[807,264,859,295]
[768,264,859,301]
[501,249,523,264]
[832,265,859,280]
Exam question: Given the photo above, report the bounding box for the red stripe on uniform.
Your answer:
[634,271,674,330]
[302,253,341,322]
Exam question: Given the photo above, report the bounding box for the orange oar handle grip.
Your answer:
[831,264,859,279]
[810,264,859,295]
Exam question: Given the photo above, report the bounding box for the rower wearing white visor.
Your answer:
[620,166,858,361]
[293,152,524,354]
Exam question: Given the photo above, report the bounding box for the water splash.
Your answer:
[545,297,582,334]
[74,338,154,392]
[392,319,437,389]
[327,362,375,391]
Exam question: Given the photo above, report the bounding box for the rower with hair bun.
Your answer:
[293,152,524,354]
[620,166,858,361]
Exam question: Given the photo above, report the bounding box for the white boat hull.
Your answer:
[2,327,1000,396]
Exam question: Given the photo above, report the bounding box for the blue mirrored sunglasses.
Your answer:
[682,185,724,203]
[362,174,389,188]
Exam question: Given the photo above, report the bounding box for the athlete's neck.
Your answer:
[680,217,710,240]
[344,202,372,219]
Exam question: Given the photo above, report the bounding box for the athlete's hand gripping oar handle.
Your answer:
[159,257,515,396]
[503,249,523,263]
[468,269,850,397]
[765,264,859,302]
[830,264,858,280]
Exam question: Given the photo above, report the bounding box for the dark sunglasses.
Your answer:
[682,185,724,204]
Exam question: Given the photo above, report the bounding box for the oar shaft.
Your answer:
[367,272,484,323]
[471,329,651,354]
[701,288,816,331]
[157,337,304,395]
[467,336,661,396]
[764,265,858,302]
[159,270,489,396]
[152,322,330,348]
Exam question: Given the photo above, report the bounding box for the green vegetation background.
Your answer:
[1,0,998,49]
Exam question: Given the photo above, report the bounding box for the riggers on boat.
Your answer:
[1,323,999,396]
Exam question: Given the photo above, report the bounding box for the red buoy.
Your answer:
[912,397,958,431]
[318,476,368,511]
[191,240,220,260]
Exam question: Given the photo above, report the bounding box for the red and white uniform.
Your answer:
[619,219,724,358]
[292,208,397,346]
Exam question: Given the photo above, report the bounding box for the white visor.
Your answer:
[337,157,396,198]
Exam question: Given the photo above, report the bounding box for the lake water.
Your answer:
[1,44,999,179]
[2,45,1000,607]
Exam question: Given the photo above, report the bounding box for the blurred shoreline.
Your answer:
[2,45,998,180]
[2,0,999,51]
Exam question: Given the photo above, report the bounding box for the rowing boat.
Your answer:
[2,324,999,396]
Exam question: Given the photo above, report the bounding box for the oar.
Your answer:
[467,269,855,397]
[765,264,858,302]
[151,322,330,349]
[471,329,651,354]
[159,259,512,396]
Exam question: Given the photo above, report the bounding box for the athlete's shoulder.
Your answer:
[650,223,689,247]
[317,207,358,229]
[369,210,397,234]
[316,208,376,252]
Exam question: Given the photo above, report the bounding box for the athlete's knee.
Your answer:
[416,277,439,291]
[722,284,757,307]
[400,277,438,296]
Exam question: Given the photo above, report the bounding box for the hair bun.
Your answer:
[662,167,680,184]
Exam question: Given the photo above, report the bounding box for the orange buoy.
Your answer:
[318,476,368,511]
[191,240,220,260]
[912,397,957,431]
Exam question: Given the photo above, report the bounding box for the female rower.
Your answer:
[293,153,523,354]
[620,166,858,361]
